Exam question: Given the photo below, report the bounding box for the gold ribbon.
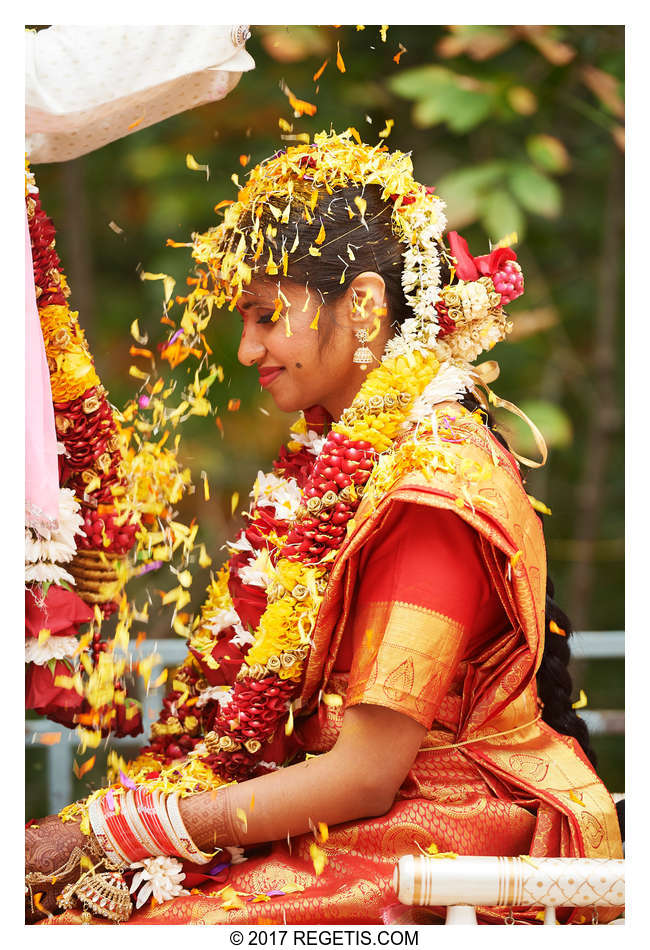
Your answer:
[420,712,542,752]
[470,361,548,469]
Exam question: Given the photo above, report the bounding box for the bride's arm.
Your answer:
[179,703,426,851]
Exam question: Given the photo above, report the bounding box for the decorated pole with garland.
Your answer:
[25,161,142,737]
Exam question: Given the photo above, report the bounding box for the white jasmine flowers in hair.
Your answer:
[129,856,189,909]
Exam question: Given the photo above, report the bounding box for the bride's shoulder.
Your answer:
[363,400,521,508]
[400,400,508,463]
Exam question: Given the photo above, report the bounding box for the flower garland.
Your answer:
[61,129,525,816]
[25,166,133,607]
[25,161,144,736]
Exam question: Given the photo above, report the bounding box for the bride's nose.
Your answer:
[237,321,267,367]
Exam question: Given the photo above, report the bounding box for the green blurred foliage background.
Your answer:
[27,25,624,808]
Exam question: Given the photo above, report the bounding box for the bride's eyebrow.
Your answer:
[238,297,270,312]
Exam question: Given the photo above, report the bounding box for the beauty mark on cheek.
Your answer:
[295,362,303,369]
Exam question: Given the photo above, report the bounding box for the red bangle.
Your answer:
[100,791,148,863]
[135,787,176,855]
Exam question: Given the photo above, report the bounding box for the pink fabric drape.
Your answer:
[25,207,59,534]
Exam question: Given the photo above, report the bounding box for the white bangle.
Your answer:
[165,792,216,865]
[154,789,192,861]
[87,794,130,868]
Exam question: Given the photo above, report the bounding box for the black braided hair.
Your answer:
[458,395,598,768]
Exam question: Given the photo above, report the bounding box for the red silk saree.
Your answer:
[50,406,622,925]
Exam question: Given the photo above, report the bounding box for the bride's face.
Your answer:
[236,275,388,420]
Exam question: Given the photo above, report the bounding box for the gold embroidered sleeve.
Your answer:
[345,599,466,729]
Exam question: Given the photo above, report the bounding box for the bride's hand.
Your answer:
[25,815,88,922]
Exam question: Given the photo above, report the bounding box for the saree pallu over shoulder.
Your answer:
[299,407,622,873]
[299,406,547,719]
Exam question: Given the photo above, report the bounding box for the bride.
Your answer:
[26,129,623,926]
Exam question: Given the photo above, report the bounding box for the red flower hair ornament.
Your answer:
[447,231,524,305]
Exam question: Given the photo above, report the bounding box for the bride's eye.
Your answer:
[257,313,274,324]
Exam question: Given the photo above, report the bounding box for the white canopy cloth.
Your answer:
[25,23,254,533]
[25,25,255,163]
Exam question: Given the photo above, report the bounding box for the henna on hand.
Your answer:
[25,815,88,923]
[178,784,239,853]
[25,814,86,874]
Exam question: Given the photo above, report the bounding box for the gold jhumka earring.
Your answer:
[352,328,373,370]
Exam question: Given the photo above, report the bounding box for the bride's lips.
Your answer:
[258,366,284,388]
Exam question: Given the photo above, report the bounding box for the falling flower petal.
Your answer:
[309,843,327,875]
[280,81,317,117]
[313,59,329,82]
[73,755,96,779]
[186,153,209,179]
[119,769,137,790]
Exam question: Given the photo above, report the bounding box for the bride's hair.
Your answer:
[242,184,450,336]
[244,180,598,769]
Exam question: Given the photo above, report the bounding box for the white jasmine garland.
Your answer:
[208,606,244,637]
[206,606,252,649]
[404,362,475,427]
[25,488,85,564]
[230,621,255,648]
[25,562,76,586]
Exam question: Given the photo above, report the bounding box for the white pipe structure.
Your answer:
[393,855,624,925]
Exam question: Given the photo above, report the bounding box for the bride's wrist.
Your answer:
[179,784,240,852]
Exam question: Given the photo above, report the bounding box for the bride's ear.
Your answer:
[341,272,386,330]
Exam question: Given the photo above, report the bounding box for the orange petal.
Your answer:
[313,59,329,82]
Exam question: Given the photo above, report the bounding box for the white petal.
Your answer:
[135,882,152,909]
